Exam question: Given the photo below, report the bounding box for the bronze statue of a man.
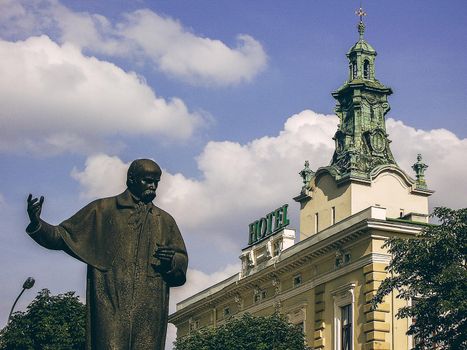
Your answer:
[26,159,188,350]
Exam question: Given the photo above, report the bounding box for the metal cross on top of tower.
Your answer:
[355,7,367,39]
[355,7,367,22]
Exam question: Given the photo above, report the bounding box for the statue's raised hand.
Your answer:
[27,194,44,229]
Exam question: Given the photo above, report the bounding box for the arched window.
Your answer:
[363,60,370,79]
[352,62,357,79]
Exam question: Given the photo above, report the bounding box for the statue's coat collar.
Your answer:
[116,189,156,213]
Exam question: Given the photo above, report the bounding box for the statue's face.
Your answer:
[130,162,161,203]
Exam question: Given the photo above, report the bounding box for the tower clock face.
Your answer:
[370,131,385,153]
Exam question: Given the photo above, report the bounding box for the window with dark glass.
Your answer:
[254,288,267,303]
[293,274,302,288]
[363,60,370,79]
[223,307,231,317]
[296,321,304,334]
[344,253,351,264]
[341,304,352,350]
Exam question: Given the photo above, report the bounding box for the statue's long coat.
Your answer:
[27,189,188,350]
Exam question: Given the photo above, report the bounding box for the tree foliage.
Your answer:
[372,207,467,349]
[0,289,85,350]
[173,313,308,350]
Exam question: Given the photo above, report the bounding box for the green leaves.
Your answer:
[372,207,467,350]
[174,313,308,350]
[0,289,85,350]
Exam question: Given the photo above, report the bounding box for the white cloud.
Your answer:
[118,10,267,85]
[0,0,131,52]
[165,325,177,350]
[157,110,336,231]
[71,154,128,199]
[72,111,467,248]
[170,264,240,313]
[166,264,240,349]
[0,0,267,86]
[0,36,202,154]
[387,119,467,210]
[0,0,42,38]
[72,110,337,247]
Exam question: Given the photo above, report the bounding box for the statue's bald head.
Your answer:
[127,159,162,203]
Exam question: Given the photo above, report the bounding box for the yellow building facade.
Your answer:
[169,15,433,350]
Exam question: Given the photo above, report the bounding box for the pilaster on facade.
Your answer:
[331,282,356,350]
[363,263,390,350]
[313,285,326,349]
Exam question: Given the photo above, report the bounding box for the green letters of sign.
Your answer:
[248,204,290,246]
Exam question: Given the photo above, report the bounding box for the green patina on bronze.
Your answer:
[294,8,432,202]
[299,160,314,193]
[328,16,397,181]
[412,154,429,189]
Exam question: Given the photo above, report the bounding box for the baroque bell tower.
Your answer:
[295,8,433,240]
[330,9,396,181]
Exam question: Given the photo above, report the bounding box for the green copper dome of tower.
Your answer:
[329,12,397,182]
[294,8,433,239]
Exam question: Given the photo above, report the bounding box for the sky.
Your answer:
[0,0,466,348]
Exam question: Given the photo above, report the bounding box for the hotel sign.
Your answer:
[248,204,290,246]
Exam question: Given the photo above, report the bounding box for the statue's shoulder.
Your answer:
[97,195,119,207]
[81,193,121,212]
[152,205,176,222]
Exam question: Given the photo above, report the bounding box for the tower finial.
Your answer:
[355,7,367,39]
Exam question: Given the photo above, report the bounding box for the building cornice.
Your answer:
[169,207,425,324]
[169,251,391,324]
[239,253,389,317]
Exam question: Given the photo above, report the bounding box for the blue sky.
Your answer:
[0,0,466,347]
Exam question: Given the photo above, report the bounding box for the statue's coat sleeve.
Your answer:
[158,210,188,287]
[27,195,188,284]
[27,199,112,271]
